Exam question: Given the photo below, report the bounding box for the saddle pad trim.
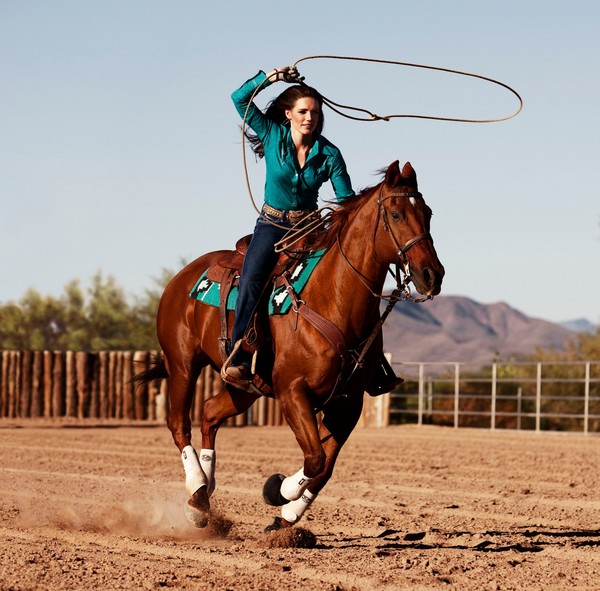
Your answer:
[190,274,238,309]
[189,249,326,316]
[268,249,325,315]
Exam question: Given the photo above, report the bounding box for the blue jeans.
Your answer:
[230,214,292,366]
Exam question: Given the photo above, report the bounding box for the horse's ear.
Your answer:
[384,160,402,187]
[401,161,417,183]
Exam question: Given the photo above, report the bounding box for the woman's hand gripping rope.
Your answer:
[273,65,305,83]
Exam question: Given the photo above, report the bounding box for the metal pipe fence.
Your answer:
[390,361,600,435]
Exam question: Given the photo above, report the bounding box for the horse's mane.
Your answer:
[307,182,380,252]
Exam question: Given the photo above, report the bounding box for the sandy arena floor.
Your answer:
[0,422,599,590]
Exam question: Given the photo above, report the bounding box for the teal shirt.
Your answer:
[231,71,355,211]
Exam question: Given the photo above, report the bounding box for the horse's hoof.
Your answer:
[184,486,210,528]
[264,516,290,532]
[184,502,209,528]
[262,473,288,506]
[263,519,318,549]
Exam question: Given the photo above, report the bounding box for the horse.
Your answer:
[134,160,444,531]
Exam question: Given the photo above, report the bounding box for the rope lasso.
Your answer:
[240,54,523,244]
[291,54,523,123]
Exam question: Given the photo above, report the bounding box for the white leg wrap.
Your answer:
[280,468,313,502]
[281,489,316,524]
[181,445,207,496]
[199,449,216,497]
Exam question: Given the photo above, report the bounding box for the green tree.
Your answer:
[0,269,174,351]
[128,268,174,350]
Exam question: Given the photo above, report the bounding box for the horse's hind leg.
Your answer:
[164,352,212,527]
[201,386,259,449]
[183,385,258,514]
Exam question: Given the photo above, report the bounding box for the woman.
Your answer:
[224,66,401,395]
[223,65,354,384]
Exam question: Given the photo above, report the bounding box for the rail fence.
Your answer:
[0,350,387,428]
[390,361,600,435]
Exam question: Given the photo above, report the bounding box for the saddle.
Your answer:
[210,235,301,396]
[210,234,360,398]
[206,235,293,284]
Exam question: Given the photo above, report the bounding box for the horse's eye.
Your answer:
[390,211,402,222]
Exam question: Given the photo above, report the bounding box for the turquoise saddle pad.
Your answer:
[189,249,326,316]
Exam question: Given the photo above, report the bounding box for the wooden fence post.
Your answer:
[115,352,123,419]
[156,379,168,423]
[7,351,19,418]
[89,353,100,419]
[108,352,117,418]
[98,352,109,418]
[65,350,76,417]
[43,351,53,417]
[146,353,159,421]
[76,352,92,419]
[0,352,6,417]
[122,351,133,419]
[52,351,64,417]
[20,351,32,418]
[30,351,43,417]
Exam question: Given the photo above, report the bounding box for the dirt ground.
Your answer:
[0,421,599,591]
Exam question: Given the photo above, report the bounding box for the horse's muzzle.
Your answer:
[415,263,445,297]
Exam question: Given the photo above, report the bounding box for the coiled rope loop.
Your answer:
[241,54,523,241]
[291,54,523,124]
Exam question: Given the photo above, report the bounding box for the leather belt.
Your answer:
[262,204,312,223]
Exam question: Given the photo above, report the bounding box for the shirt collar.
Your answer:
[284,128,322,160]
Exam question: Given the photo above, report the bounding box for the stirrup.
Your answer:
[221,340,253,391]
[221,339,251,390]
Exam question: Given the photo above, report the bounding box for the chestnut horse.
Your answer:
[135,160,444,530]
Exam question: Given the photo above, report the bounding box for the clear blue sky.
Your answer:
[1,1,598,324]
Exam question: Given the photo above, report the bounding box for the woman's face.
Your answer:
[286,97,320,138]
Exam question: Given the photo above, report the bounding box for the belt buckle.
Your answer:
[287,209,307,223]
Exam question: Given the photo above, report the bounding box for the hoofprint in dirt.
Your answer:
[0,423,598,591]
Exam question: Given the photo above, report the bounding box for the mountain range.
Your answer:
[381,295,592,368]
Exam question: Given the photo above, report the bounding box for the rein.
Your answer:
[328,185,435,386]
[280,183,435,406]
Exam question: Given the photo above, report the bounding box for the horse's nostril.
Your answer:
[423,268,434,287]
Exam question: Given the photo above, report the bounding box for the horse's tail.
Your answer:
[131,353,168,386]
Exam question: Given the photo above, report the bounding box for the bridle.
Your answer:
[282,182,438,401]
[337,184,434,304]
[337,184,436,377]
[377,187,433,284]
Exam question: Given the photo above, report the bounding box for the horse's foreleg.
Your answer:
[278,390,364,526]
[274,382,325,503]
